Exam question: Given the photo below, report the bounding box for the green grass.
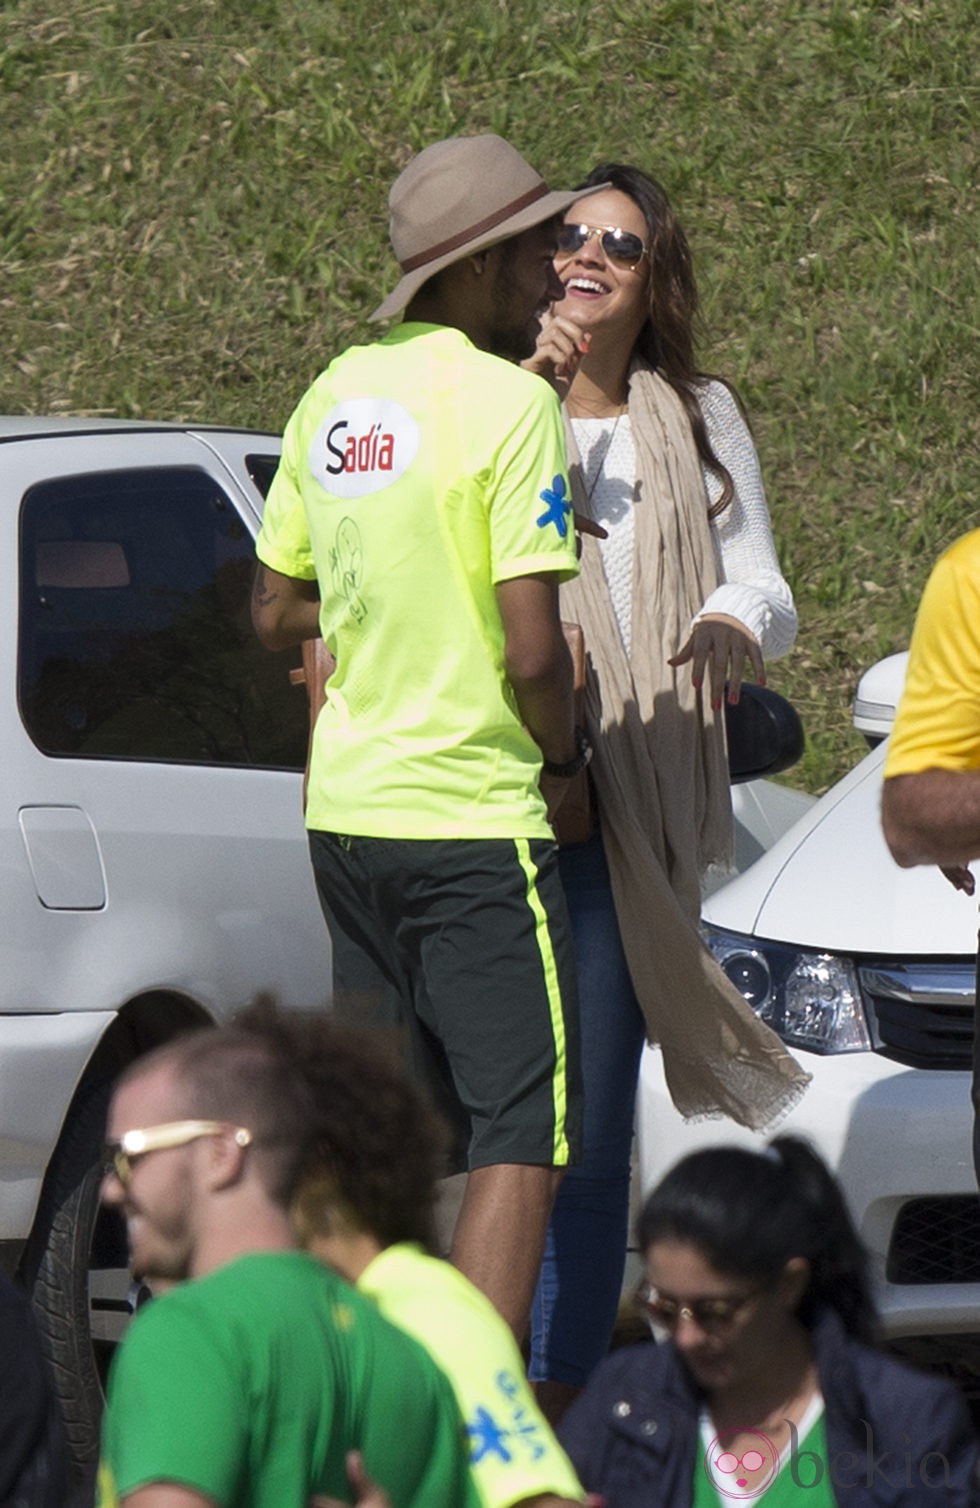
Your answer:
[2,0,977,790]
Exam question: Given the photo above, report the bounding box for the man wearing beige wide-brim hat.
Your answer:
[253,136,606,1346]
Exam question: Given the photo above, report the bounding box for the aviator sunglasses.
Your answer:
[640,1282,769,1336]
[103,1120,253,1186]
[555,222,648,267]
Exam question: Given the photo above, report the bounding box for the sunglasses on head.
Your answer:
[640,1283,768,1336]
[103,1120,253,1187]
[555,222,648,266]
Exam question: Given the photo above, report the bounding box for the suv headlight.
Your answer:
[702,924,872,1054]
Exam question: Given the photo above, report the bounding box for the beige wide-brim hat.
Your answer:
[370,135,607,322]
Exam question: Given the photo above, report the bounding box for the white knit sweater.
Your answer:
[570,379,797,660]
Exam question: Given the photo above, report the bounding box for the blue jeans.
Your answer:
[529,830,647,1385]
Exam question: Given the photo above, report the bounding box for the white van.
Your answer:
[0,419,327,1482]
[637,652,980,1386]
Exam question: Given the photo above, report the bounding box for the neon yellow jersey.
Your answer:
[884,530,980,778]
[256,323,579,838]
[359,1243,584,1508]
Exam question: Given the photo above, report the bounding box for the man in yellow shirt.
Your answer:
[882,528,980,1185]
[252,135,605,1342]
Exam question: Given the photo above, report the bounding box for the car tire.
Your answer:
[18,1078,125,1494]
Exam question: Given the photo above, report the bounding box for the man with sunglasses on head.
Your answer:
[252,135,608,1346]
[95,1028,477,1508]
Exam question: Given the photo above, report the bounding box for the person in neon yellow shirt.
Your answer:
[882,528,980,1189]
[252,135,608,1344]
[244,1003,586,1508]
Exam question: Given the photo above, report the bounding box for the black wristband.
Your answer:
[542,727,593,779]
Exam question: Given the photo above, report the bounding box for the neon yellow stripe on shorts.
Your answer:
[514,837,569,1165]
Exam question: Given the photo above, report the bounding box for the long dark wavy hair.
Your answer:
[637,1136,876,1343]
[577,162,739,519]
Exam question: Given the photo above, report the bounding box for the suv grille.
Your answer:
[860,963,975,1069]
[887,1197,980,1284]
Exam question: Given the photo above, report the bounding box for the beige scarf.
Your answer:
[561,362,809,1127]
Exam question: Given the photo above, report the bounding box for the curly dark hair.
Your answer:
[636,1135,876,1343]
[235,998,449,1253]
[576,162,741,518]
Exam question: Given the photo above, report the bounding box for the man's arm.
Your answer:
[495,573,575,767]
[251,563,321,651]
[882,768,980,869]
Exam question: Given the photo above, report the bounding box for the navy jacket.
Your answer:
[559,1310,980,1507]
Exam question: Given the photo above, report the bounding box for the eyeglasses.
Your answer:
[555,222,648,266]
[103,1120,253,1186]
[640,1283,768,1336]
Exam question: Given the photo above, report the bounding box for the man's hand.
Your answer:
[540,770,575,825]
[251,563,322,651]
[940,864,976,896]
[573,512,608,555]
[310,1451,390,1508]
[523,311,591,398]
[669,614,765,708]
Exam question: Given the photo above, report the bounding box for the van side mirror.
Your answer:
[725,684,805,784]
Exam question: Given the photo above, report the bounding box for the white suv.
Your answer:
[1,419,328,1479]
[638,653,980,1390]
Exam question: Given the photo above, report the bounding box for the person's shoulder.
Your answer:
[936,529,980,580]
[846,1335,973,1422]
[365,1244,518,1354]
[468,347,559,404]
[694,377,743,423]
[563,1341,675,1424]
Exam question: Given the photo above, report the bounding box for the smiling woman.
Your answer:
[523,164,805,1414]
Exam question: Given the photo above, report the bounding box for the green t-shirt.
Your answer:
[359,1243,583,1508]
[694,1412,835,1507]
[96,1251,472,1508]
[256,323,579,840]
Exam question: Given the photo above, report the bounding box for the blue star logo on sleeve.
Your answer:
[466,1406,513,1465]
[536,475,572,539]
[466,1375,550,1467]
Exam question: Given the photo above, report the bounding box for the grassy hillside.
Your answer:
[2,0,976,788]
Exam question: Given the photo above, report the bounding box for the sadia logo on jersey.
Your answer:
[309,398,419,498]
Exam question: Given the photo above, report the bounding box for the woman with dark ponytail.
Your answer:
[559,1137,979,1506]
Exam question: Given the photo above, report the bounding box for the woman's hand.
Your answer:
[523,310,591,397]
[309,1451,391,1508]
[669,614,764,708]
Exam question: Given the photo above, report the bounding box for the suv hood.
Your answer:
[704,741,979,956]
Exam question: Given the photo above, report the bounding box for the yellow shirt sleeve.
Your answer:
[884,531,980,777]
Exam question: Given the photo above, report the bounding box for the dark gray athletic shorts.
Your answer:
[308,831,581,1173]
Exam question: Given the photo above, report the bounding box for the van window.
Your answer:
[18,466,308,768]
[245,454,280,499]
